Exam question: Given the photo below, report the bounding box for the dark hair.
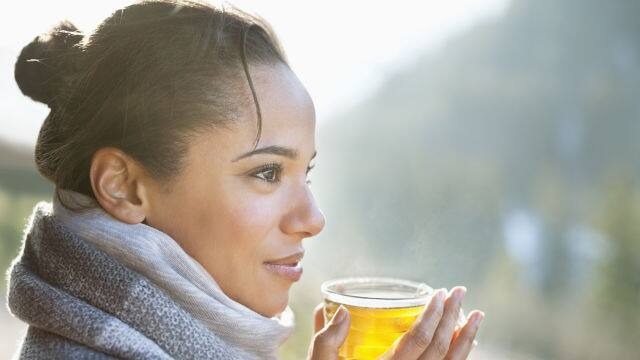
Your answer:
[14,0,288,209]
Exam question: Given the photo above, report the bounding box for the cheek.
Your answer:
[220,191,282,260]
[209,189,294,314]
[179,177,284,265]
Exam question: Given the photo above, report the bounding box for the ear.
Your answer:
[89,147,151,224]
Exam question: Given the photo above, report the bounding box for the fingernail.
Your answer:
[436,288,447,301]
[473,311,485,327]
[473,340,478,347]
[454,287,467,301]
[333,305,347,324]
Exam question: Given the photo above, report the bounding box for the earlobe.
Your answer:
[111,203,146,224]
[89,147,149,225]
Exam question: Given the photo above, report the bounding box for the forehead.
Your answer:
[193,63,316,162]
[249,63,316,145]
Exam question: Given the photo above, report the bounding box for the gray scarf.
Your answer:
[6,192,295,359]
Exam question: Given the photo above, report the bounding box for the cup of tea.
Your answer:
[321,277,466,360]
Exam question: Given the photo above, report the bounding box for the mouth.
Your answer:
[263,262,303,282]
[264,250,305,282]
[264,250,305,266]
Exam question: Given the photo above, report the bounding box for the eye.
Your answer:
[252,163,282,184]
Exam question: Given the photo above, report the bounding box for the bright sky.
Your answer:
[0,0,509,146]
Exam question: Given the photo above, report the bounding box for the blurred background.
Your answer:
[1,0,639,359]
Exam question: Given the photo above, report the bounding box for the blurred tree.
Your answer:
[591,171,640,345]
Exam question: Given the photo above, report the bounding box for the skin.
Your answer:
[309,287,485,360]
[89,62,325,318]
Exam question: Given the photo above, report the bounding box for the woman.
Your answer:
[7,0,484,359]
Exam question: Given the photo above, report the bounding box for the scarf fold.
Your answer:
[6,190,295,359]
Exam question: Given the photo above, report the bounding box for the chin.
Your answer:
[260,292,290,318]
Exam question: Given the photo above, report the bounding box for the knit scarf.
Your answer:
[6,189,295,359]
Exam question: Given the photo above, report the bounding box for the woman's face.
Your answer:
[144,63,325,317]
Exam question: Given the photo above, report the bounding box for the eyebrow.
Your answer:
[232,145,317,162]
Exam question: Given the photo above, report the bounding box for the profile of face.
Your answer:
[91,62,325,318]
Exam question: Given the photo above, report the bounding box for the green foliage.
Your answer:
[590,172,640,348]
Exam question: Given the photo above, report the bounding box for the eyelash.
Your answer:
[252,163,315,184]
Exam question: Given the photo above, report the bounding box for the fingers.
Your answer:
[308,305,351,360]
[419,286,466,360]
[387,288,447,360]
[444,310,484,360]
[313,302,325,333]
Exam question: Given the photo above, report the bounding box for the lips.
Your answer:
[264,262,303,282]
[264,250,305,266]
[264,250,305,282]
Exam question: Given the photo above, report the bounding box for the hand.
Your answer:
[307,302,351,359]
[380,286,484,360]
[307,286,484,360]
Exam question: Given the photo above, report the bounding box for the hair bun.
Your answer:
[14,21,83,107]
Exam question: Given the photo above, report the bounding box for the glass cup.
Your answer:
[321,277,466,360]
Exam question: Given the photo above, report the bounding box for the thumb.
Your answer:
[308,305,351,360]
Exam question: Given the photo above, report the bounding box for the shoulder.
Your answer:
[14,326,118,360]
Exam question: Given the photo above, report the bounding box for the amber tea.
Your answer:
[321,277,465,360]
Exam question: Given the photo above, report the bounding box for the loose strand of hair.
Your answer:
[240,23,262,150]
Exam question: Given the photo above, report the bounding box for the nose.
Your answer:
[280,186,325,238]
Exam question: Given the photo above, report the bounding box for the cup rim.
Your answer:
[321,276,434,308]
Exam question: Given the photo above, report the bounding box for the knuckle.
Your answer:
[408,328,433,349]
[443,306,458,325]
[314,331,333,347]
[460,329,476,343]
[445,298,460,314]
[455,300,463,313]
[460,329,475,345]
[431,335,451,357]
[460,328,478,348]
